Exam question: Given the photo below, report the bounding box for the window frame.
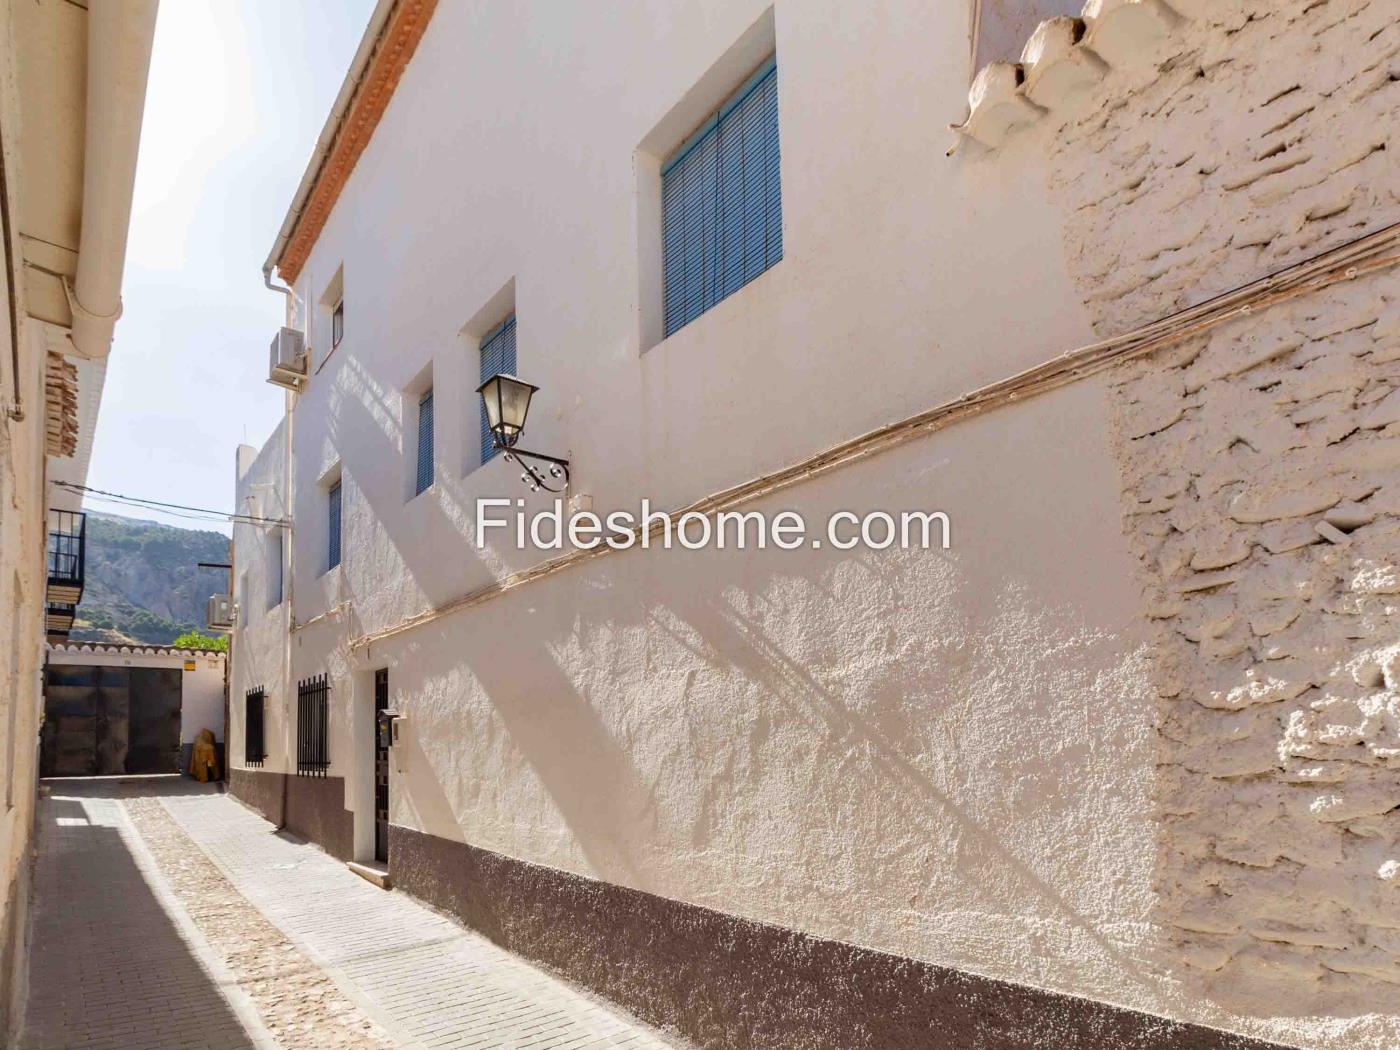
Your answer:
[331,300,344,349]
[478,315,517,466]
[660,54,782,339]
[414,387,434,495]
[327,479,342,572]
[245,687,266,767]
[266,531,283,611]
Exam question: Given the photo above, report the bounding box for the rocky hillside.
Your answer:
[72,512,230,645]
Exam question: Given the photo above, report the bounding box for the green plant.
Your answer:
[170,630,228,652]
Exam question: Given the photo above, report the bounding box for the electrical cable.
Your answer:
[50,480,289,527]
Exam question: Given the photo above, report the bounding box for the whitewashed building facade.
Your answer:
[0,1,156,1038]
[230,2,1400,1047]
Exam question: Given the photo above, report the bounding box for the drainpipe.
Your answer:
[65,0,159,361]
[264,264,297,829]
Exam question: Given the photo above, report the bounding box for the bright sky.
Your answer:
[85,0,376,534]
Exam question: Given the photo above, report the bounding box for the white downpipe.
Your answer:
[66,0,159,361]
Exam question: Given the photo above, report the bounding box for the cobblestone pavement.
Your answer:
[20,778,680,1050]
[20,779,274,1050]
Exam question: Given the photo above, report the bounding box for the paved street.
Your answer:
[19,778,680,1050]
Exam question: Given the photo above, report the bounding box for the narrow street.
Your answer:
[18,778,678,1050]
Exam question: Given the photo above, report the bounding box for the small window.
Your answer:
[332,301,344,349]
[245,687,266,767]
[415,388,434,495]
[296,674,329,777]
[327,480,342,571]
[662,57,781,338]
[266,531,283,611]
[479,316,517,464]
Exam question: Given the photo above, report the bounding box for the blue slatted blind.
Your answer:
[267,531,282,610]
[662,58,781,337]
[479,316,517,464]
[415,389,434,494]
[327,480,342,570]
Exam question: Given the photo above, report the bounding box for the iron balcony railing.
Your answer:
[47,510,87,606]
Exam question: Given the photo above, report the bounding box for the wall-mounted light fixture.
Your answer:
[476,373,571,493]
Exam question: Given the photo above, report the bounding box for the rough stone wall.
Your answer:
[1046,0,1400,1017]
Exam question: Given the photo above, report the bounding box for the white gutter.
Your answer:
[263,0,395,282]
[65,0,159,361]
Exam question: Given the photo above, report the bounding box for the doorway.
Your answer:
[373,668,389,863]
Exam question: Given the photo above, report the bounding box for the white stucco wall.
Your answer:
[230,424,292,773]
[226,1,1394,1045]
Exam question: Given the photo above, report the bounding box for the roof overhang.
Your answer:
[265,0,438,287]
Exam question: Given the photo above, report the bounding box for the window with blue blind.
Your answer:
[267,531,282,610]
[415,389,434,495]
[479,316,517,464]
[327,480,342,571]
[662,56,782,338]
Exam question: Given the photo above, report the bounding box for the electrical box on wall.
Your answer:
[377,707,402,750]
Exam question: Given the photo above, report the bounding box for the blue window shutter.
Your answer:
[268,532,282,610]
[662,59,780,337]
[479,316,517,464]
[327,481,342,570]
[415,389,434,494]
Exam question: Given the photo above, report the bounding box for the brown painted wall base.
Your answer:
[228,767,354,862]
[389,825,1294,1050]
[227,767,281,824]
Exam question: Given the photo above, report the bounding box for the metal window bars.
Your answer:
[245,687,266,766]
[296,674,330,777]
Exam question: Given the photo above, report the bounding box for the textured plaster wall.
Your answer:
[230,424,293,777]
[362,384,1182,1017]
[1043,0,1400,1039]
[0,290,46,1049]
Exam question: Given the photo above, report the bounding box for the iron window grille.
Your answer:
[327,480,342,570]
[478,316,517,464]
[245,687,266,767]
[296,674,330,777]
[661,56,782,338]
[415,388,434,494]
[332,300,344,349]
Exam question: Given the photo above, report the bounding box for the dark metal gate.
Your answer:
[374,668,389,863]
[41,663,182,776]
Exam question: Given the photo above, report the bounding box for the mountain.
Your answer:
[72,511,230,645]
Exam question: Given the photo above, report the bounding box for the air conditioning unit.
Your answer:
[207,593,234,632]
[268,327,307,390]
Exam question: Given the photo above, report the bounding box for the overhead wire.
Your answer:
[50,480,289,527]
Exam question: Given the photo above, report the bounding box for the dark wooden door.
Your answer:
[126,668,182,773]
[41,663,182,776]
[374,668,389,863]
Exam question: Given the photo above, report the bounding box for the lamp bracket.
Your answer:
[501,446,570,493]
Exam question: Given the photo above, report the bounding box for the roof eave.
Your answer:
[263,0,398,281]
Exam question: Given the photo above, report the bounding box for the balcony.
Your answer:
[45,602,76,640]
[47,509,86,606]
